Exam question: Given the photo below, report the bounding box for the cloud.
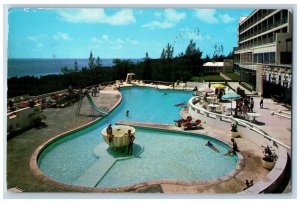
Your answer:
[57,8,136,25]
[194,9,218,24]
[185,32,213,41]
[142,21,174,29]
[112,44,123,50]
[91,35,138,48]
[142,9,186,29]
[28,36,37,42]
[165,9,186,23]
[194,9,235,24]
[37,43,43,48]
[126,38,138,45]
[102,34,112,43]
[53,32,71,41]
[27,34,49,42]
[116,38,125,44]
[91,37,103,44]
[219,13,235,23]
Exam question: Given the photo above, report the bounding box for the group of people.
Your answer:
[91,86,98,97]
[106,124,135,155]
[215,88,225,100]
[206,138,238,156]
[235,96,255,118]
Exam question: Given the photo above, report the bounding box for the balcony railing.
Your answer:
[239,17,288,42]
[239,9,276,33]
[235,37,275,51]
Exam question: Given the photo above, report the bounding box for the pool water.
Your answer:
[97,128,237,188]
[38,87,238,188]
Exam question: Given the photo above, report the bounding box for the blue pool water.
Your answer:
[38,87,238,188]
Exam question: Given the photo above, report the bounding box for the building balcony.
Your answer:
[239,17,288,42]
[239,9,277,33]
[235,39,275,52]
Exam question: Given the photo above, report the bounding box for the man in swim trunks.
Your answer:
[106,124,113,145]
[127,130,135,155]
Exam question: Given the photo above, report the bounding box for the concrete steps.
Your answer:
[73,156,116,187]
[73,143,116,187]
[73,141,144,188]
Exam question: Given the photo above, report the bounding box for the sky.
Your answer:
[8,8,253,59]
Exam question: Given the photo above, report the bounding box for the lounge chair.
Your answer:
[182,119,202,130]
[174,116,192,127]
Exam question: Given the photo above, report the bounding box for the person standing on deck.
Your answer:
[260,95,264,108]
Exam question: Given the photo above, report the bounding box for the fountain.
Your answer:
[101,125,135,148]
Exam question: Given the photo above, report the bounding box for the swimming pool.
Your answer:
[37,87,238,188]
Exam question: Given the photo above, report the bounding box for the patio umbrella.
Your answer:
[222,93,241,115]
[212,83,225,89]
[202,88,214,93]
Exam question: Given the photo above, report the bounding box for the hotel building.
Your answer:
[233,9,292,95]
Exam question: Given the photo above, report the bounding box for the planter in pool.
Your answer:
[102,125,135,147]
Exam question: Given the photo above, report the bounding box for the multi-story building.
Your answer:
[233,9,292,95]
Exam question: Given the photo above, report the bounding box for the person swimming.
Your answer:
[205,140,220,152]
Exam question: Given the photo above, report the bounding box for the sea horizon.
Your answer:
[8,58,142,78]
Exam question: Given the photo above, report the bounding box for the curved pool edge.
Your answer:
[187,96,290,194]
[30,118,245,193]
[29,90,123,190]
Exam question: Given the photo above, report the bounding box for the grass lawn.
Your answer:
[223,73,241,81]
[192,75,225,82]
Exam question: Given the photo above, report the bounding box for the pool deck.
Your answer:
[6,83,292,194]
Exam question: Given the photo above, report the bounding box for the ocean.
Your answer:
[7,58,142,78]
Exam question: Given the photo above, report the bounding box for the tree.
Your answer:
[204,54,210,63]
[226,51,234,59]
[142,52,152,80]
[212,43,224,61]
[185,40,201,58]
[160,43,174,61]
[96,56,103,68]
[183,40,203,75]
[165,43,174,61]
[88,51,95,69]
[160,48,166,60]
[143,52,150,61]
[61,66,71,74]
[73,60,79,72]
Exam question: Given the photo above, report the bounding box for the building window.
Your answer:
[258,53,263,63]
[270,52,275,63]
[264,53,270,63]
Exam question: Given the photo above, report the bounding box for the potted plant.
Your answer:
[230,123,239,137]
[261,145,278,170]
